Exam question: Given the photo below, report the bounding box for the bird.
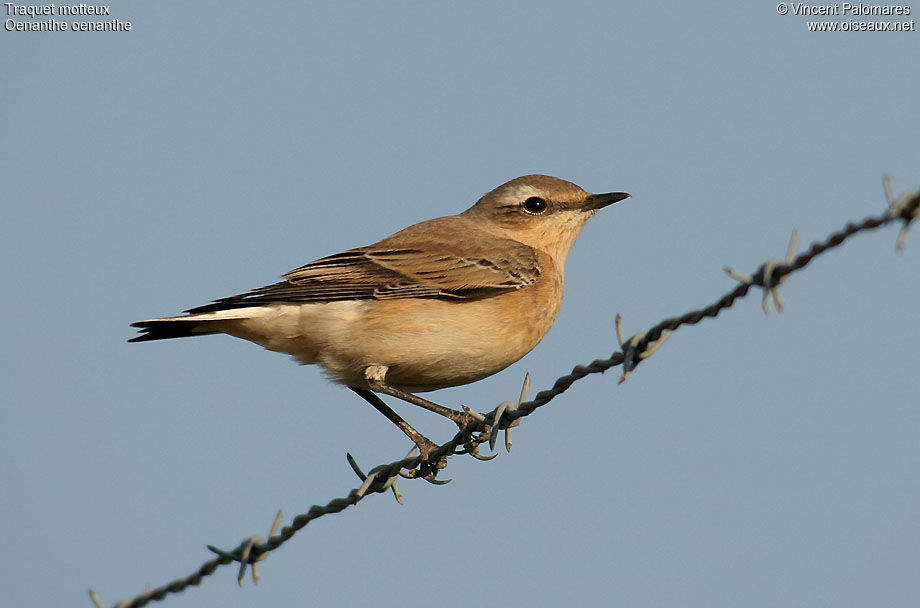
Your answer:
[131,175,629,467]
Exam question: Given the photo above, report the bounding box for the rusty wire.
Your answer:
[90,177,919,608]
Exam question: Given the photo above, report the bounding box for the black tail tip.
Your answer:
[128,319,214,342]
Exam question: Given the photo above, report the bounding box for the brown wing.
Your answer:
[186,240,541,314]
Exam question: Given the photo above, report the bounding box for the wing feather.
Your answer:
[186,238,541,314]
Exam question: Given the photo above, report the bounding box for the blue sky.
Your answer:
[3,3,918,607]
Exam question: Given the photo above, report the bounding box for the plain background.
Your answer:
[3,3,918,607]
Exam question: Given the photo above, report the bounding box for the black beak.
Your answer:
[582,191,631,212]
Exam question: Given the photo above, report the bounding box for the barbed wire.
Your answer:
[90,176,919,608]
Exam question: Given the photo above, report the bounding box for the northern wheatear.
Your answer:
[131,175,629,462]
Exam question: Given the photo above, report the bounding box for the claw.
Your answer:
[397,447,420,479]
[423,474,452,485]
[455,427,497,461]
[401,463,451,484]
[403,439,449,484]
[472,451,498,461]
[468,441,498,461]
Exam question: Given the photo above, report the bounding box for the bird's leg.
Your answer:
[349,387,438,457]
[360,366,491,465]
[348,386,450,485]
[363,365,479,430]
[357,383,497,464]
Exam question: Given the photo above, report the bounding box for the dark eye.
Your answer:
[522,197,547,214]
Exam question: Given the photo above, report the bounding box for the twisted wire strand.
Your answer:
[92,184,918,608]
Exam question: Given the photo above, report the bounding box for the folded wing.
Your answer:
[186,240,542,314]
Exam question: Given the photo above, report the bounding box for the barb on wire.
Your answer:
[725,229,800,314]
[884,175,919,251]
[206,510,283,586]
[92,177,919,608]
[487,372,530,452]
[615,313,673,384]
[348,451,405,504]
